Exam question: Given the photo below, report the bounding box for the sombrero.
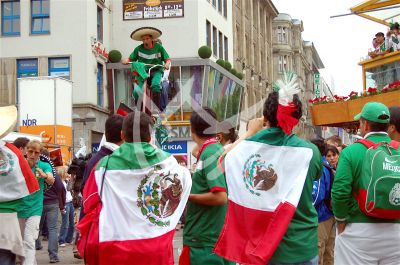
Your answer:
[0,105,17,139]
[130,27,162,41]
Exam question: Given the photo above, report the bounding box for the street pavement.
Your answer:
[36,229,183,265]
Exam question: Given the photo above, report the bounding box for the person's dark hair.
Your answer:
[122,110,153,143]
[13,137,30,149]
[41,148,50,157]
[218,121,238,143]
[375,32,384,38]
[105,114,124,144]
[326,145,339,156]
[262,92,302,128]
[311,138,326,156]
[362,118,389,132]
[190,107,218,138]
[389,106,400,133]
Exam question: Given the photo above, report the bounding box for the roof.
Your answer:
[350,0,400,26]
[274,13,293,21]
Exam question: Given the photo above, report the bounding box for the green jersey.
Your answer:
[129,43,170,67]
[18,160,52,218]
[183,143,228,248]
[332,133,400,224]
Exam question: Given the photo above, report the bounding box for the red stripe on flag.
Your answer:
[214,200,296,264]
[5,142,39,194]
[98,230,175,265]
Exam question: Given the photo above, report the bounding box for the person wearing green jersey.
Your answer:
[122,27,171,112]
[18,140,54,265]
[179,107,234,265]
[332,102,400,264]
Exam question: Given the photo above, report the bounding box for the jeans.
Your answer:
[59,201,75,244]
[19,216,41,265]
[269,256,318,265]
[36,203,59,259]
[160,80,169,112]
[0,249,16,265]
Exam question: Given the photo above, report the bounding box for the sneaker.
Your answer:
[59,243,66,247]
[49,257,60,263]
[35,245,43,250]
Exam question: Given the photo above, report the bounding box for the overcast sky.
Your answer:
[274,0,387,96]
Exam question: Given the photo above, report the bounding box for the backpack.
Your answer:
[356,139,400,219]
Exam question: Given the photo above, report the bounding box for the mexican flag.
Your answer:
[214,134,313,264]
[77,142,192,265]
[0,140,39,202]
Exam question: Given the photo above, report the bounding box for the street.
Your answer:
[36,229,183,265]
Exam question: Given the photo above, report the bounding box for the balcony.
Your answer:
[106,58,245,127]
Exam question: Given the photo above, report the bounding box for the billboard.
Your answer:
[123,0,184,20]
[18,77,73,164]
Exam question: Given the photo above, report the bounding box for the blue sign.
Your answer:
[17,59,38,78]
[161,140,187,154]
[92,143,100,153]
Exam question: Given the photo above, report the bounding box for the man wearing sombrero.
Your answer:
[0,106,39,264]
[122,27,171,111]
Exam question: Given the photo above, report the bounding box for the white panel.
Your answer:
[18,78,55,126]
[55,78,73,126]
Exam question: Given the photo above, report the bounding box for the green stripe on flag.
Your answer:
[96,142,170,170]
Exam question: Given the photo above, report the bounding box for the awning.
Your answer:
[350,0,400,26]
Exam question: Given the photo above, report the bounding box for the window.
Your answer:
[17,59,38,77]
[1,0,20,36]
[212,0,216,7]
[31,0,49,34]
[97,6,103,43]
[206,20,211,47]
[224,36,228,61]
[219,31,223,59]
[217,0,222,13]
[277,26,287,43]
[223,0,227,17]
[97,63,104,107]
[213,26,217,56]
[49,57,70,80]
[278,55,288,73]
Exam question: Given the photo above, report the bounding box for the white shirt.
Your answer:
[63,181,73,203]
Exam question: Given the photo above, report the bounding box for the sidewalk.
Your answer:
[37,229,183,265]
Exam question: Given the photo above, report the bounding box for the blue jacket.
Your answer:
[312,157,334,222]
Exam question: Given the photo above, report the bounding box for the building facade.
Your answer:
[272,13,327,138]
[0,0,235,154]
[232,0,278,124]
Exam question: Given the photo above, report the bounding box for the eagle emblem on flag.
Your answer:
[137,165,184,227]
[0,149,14,176]
[243,154,278,196]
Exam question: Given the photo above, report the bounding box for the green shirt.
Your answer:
[18,160,52,218]
[332,133,400,224]
[129,43,170,67]
[248,128,322,264]
[183,143,228,248]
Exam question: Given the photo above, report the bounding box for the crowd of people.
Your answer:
[1,85,400,265]
[368,23,400,86]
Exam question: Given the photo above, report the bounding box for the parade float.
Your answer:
[309,0,400,130]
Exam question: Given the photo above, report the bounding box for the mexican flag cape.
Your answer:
[77,142,192,265]
[0,140,39,202]
[214,129,313,264]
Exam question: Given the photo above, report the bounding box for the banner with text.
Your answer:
[123,0,184,20]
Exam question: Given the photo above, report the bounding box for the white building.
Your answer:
[0,0,235,153]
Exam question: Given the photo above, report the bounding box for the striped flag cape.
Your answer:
[77,142,192,265]
[214,130,313,264]
[0,140,39,202]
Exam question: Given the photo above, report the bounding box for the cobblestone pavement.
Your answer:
[36,229,183,265]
